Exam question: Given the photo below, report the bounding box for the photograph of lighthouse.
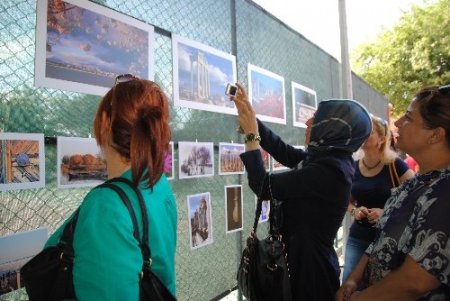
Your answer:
[172,34,237,115]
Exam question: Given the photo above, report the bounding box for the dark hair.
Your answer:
[413,85,450,146]
[93,79,171,188]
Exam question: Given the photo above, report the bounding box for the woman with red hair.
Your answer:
[44,75,177,300]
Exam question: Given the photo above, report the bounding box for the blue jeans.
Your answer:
[342,236,372,283]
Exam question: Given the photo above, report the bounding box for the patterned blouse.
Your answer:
[363,166,450,300]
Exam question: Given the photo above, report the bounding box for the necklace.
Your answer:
[362,159,381,170]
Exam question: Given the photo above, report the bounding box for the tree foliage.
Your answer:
[351,0,450,116]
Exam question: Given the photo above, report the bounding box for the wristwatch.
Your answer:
[244,133,261,143]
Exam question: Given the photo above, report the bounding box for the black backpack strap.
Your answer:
[98,182,140,241]
[102,178,152,269]
[56,208,80,261]
[268,174,283,236]
[252,173,268,233]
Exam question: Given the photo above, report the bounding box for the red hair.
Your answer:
[93,80,171,188]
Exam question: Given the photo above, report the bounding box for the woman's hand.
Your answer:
[230,83,258,135]
[354,206,369,221]
[336,280,358,301]
[367,208,383,224]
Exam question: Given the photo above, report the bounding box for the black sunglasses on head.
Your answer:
[114,74,139,86]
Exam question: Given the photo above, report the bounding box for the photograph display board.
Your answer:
[57,137,107,189]
[173,34,237,115]
[248,64,286,124]
[35,0,154,95]
[0,133,45,191]
[292,82,317,128]
[187,192,213,250]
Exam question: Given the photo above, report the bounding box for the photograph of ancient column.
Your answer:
[292,81,317,128]
[187,192,213,250]
[35,0,154,95]
[248,63,286,124]
[225,185,243,234]
[172,34,237,115]
[218,143,245,175]
[0,133,45,191]
[178,141,214,179]
[57,136,107,189]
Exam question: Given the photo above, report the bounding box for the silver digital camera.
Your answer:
[225,83,238,96]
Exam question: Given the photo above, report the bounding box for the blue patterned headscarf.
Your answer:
[308,99,372,153]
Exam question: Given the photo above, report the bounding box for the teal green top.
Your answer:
[45,170,177,300]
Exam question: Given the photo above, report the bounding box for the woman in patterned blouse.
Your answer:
[336,84,450,301]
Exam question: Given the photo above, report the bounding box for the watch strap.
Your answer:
[244,133,261,143]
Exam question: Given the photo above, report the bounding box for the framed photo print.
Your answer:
[260,148,270,171]
[272,158,288,171]
[57,136,107,189]
[178,141,214,179]
[248,64,286,124]
[0,133,45,191]
[225,185,243,233]
[292,82,317,128]
[35,0,154,96]
[164,141,175,180]
[173,34,237,115]
[218,143,245,175]
[255,196,270,223]
[187,192,213,250]
[0,228,48,295]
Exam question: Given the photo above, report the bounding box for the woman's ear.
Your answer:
[378,136,386,150]
[429,127,446,144]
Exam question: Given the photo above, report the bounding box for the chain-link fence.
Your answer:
[0,0,388,300]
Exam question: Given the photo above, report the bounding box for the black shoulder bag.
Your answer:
[20,210,79,301]
[237,174,292,301]
[21,177,176,301]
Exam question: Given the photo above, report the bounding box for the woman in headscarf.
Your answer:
[231,83,372,301]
